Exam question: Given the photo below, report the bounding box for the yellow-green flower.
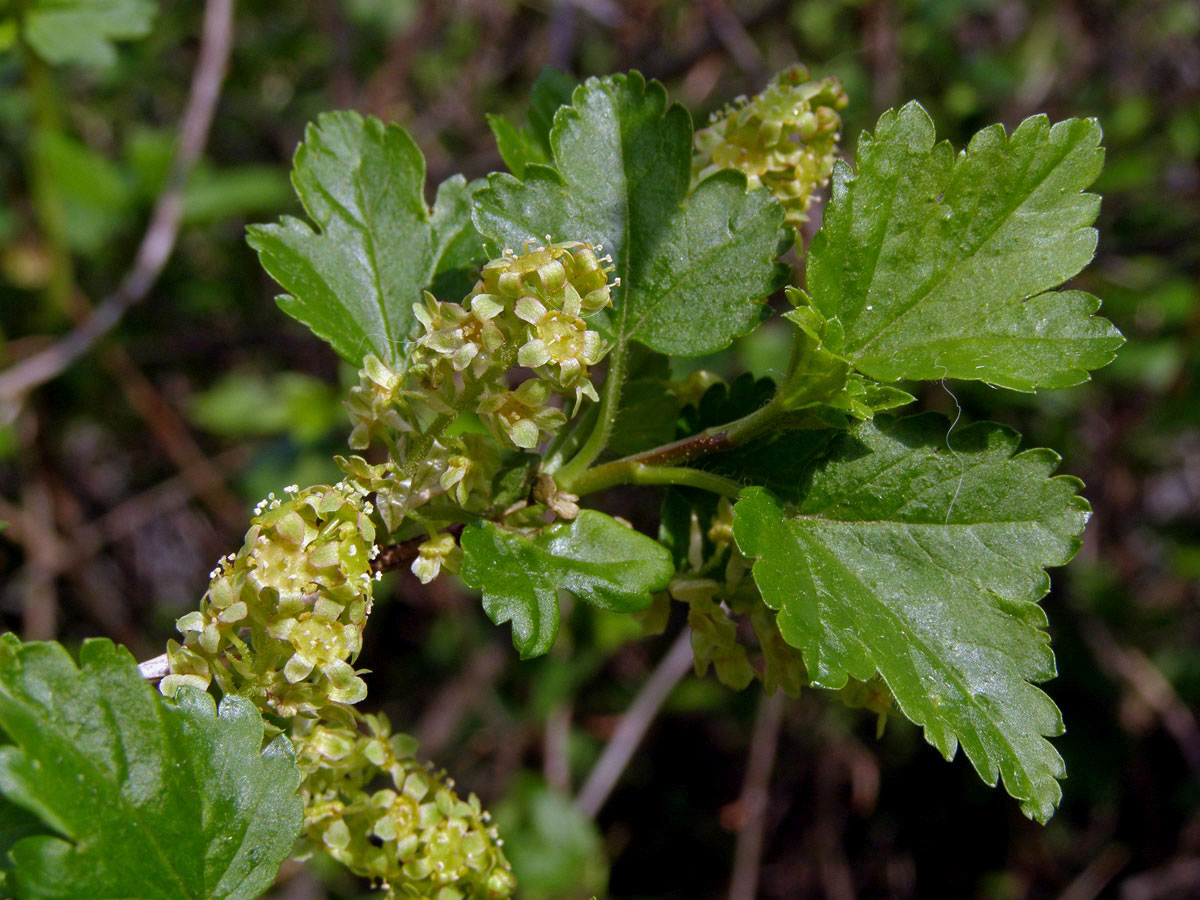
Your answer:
[162,483,377,718]
[412,532,462,584]
[346,354,407,449]
[419,299,506,376]
[476,379,567,450]
[694,63,848,229]
[270,602,366,705]
[514,296,604,394]
[472,240,614,319]
[292,714,515,899]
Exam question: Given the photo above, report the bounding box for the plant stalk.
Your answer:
[554,343,629,486]
[561,392,789,496]
[572,461,743,498]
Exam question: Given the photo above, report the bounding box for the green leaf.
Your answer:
[474,72,789,357]
[20,0,156,67]
[487,114,543,180]
[428,175,487,300]
[247,112,484,367]
[461,510,675,658]
[32,131,132,255]
[487,67,577,179]
[777,288,916,420]
[807,102,1124,391]
[776,301,851,411]
[0,796,48,871]
[733,415,1090,822]
[0,637,303,899]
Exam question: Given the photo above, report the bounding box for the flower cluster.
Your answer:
[294,714,516,900]
[347,240,613,461]
[340,241,613,582]
[159,245,614,897]
[667,497,896,723]
[336,435,498,534]
[468,240,613,407]
[667,498,809,697]
[162,481,518,896]
[161,482,378,720]
[693,63,848,230]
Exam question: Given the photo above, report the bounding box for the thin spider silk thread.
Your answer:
[936,364,966,525]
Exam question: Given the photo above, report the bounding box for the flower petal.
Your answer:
[518,339,551,368]
[515,297,547,324]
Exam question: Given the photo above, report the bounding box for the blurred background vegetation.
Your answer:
[1,1,1198,898]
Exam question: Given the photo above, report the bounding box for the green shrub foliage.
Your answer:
[0,60,1122,898]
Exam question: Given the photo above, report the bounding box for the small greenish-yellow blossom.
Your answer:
[293,714,516,900]
[161,482,376,719]
[476,379,567,450]
[693,63,848,229]
[412,532,462,584]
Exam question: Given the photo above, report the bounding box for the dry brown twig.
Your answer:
[575,628,695,818]
[727,690,786,900]
[0,0,236,422]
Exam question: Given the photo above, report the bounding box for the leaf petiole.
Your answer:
[554,343,629,485]
[570,462,743,498]
[557,384,792,497]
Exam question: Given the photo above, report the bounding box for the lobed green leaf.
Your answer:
[807,102,1124,391]
[473,71,790,357]
[247,111,483,367]
[461,510,675,658]
[0,636,303,899]
[487,67,577,179]
[733,415,1090,822]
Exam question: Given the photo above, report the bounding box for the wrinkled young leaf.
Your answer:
[807,102,1123,391]
[0,637,303,900]
[778,289,916,421]
[461,510,675,658]
[733,415,1090,822]
[18,0,156,67]
[474,72,790,357]
[248,111,483,367]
